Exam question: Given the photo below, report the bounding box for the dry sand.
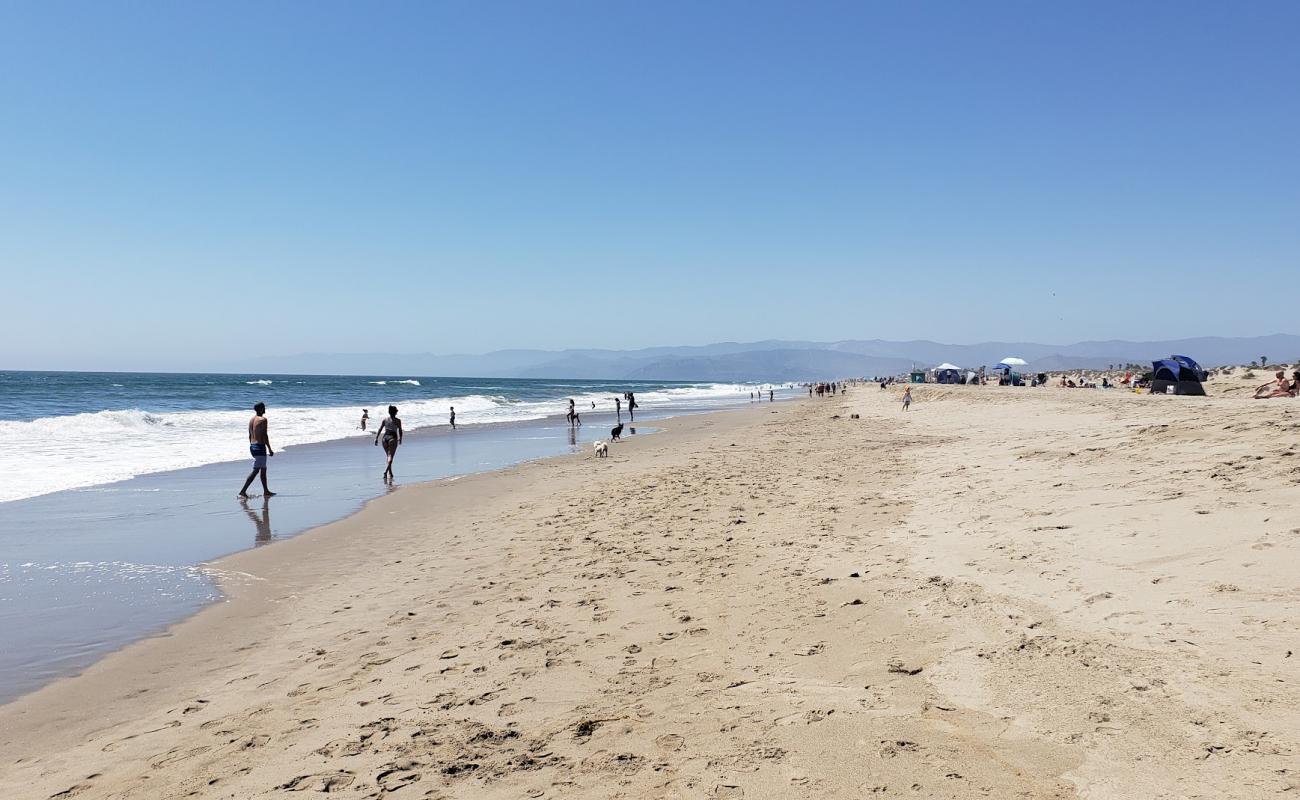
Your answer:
[1,388,1297,799]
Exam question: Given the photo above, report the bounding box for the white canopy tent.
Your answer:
[934,362,961,371]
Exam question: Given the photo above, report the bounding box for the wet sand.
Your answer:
[1,388,1297,798]
[0,402,678,704]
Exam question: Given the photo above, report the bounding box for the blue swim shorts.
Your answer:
[249,442,267,469]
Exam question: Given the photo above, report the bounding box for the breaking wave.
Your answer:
[0,382,770,503]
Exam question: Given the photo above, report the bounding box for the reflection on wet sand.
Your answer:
[240,497,272,546]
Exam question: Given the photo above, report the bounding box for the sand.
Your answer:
[1,387,1297,798]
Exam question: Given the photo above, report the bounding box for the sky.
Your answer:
[1,1,1298,371]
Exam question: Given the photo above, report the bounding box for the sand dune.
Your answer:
[1,388,1296,798]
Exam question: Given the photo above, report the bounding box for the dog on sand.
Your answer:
[610,422,624,442]
[593,440,608,458]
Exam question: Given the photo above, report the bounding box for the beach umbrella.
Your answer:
[934,362,961,370]
[999,357,1028,366]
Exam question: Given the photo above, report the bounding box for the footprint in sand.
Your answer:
[655,733,685,751]
[277,771,355,792]
[376,761,422,792]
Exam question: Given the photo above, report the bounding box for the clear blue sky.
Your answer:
[2,1,1297,370]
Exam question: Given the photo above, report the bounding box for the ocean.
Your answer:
[0,371,788,703]
[0,371,775,504]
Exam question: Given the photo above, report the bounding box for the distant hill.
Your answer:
[235,334,1300,381]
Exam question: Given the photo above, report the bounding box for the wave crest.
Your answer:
[0,383,778,504]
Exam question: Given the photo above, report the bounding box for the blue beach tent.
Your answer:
[1151,355,1208,396]
[992,363,1024,386]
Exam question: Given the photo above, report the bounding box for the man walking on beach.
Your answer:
[239,402,275,498]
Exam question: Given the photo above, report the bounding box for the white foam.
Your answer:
[0,383,772,504]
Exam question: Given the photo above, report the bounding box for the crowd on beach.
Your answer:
[235,389,667,497]
[236,364,1299,499]
[562,391,641,427]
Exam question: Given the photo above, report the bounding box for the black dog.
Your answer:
[610,423,624,442]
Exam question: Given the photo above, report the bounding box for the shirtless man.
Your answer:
[239,402,275,497]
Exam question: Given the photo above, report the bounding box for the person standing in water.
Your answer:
[627,392,637,422]
[360,409,369,431]
[374,405,403,481]
[239,402,275,498]
[615,396,622,421]
[449,406,456,429]
[567,398,576,427]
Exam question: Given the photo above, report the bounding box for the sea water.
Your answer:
[0,372,776,504]
[0,371,790,703]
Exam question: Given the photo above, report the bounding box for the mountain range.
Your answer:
[233,334,1300,382]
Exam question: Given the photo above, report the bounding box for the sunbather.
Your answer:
[1254,371,1289,399]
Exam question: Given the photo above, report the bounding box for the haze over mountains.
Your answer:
[236,335,1300,382]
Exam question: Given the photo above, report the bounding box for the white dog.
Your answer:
[593,440,608,458]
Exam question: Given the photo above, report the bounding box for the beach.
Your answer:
[1,387,1297,798]
[0,374,781,704]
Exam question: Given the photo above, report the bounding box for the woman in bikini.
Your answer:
[374,405,403,480]
[1254,371,1291,399]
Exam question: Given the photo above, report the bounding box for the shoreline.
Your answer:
[0,395,785,706]
[3,387,1297,798]
[0,401,773,760]
[0,379,774,504]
